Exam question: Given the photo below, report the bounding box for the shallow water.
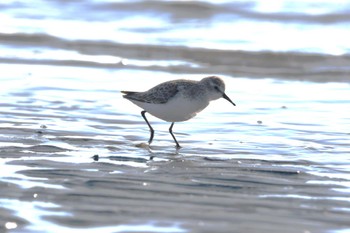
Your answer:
[1,0,350,233]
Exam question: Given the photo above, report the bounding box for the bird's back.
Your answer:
[122,79,197,104]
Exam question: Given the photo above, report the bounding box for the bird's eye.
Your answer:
[214,86,220,92]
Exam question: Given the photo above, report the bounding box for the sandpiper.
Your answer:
[121,76,235,148]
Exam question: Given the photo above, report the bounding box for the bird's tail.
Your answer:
[121,91,138,95]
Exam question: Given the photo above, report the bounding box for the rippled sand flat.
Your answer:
[1,1,350,233]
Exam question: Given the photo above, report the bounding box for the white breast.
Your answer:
[130,95,209,122]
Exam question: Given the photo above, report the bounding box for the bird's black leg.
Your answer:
[169,122,181,148]
[141,111,154,145]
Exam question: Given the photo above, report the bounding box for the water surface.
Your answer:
[1,0,350,233]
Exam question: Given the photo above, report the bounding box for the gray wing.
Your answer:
[122,81,179,104]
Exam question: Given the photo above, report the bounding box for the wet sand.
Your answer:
[1,66,350,232]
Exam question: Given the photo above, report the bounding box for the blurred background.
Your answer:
[1,0,350,81]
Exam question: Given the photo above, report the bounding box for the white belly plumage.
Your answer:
[130,95,209,122]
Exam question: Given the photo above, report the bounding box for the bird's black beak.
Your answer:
[223,93,236,106]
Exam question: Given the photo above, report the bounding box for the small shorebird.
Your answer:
[121,76,235,148]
